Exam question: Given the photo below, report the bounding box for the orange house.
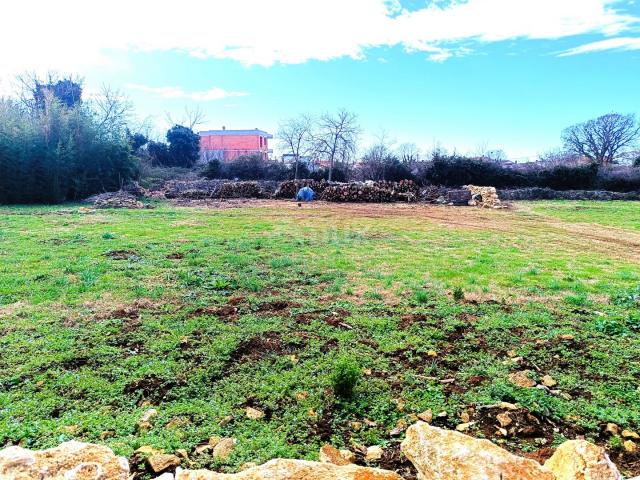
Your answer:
[199,128,273,162]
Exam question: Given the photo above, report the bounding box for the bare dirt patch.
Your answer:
[225,332,302,370]
[103,249,140,260]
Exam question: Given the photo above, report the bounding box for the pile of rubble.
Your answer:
[464,185,503,208]
[0,423,630,480]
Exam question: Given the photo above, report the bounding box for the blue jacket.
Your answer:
[296,186,315,201]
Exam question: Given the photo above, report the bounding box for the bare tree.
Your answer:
[361,135,394,181]
[397,142,420,163]
[165,106,206,130]
[92,85,133,137]
[313,109,360,181]
[277,114,313,179]
[562,113,640,165]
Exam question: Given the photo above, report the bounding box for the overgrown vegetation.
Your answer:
[0,78,138,204]
[1,201,639,477]
[200,151,640,191]
[331,355,361,398]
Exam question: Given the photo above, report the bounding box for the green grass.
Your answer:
[0,200,639,476]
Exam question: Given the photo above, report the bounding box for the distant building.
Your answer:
[199,127,273,162]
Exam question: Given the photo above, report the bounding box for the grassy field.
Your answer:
[1,200,639,476]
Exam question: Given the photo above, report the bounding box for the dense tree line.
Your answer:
[0,78,138,204]
[145,125,200,168]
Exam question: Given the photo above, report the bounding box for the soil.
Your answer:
[103,250,140,260]
[124,374,182,403]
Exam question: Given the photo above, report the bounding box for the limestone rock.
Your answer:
[194,445,212,456]
[624,440,637,454]
[174,458,402,479]
[622,429,640,440]
[219,415,233,426]
[0,441,129,480]
[141,408,159,423]
[496,412,512,427]
[148,454,181,474]
[153,474,175,480]
[401,422,554,480]
[212,438,237,460]
[417,409,433,423]
[508,370,537,388]
[365,446,384,461]
[455,422,473,432]
[541,375,557,387]
[464,185,502,208]
[319,445,351,466]
[605,423,620,436]
[135,445,163,457]
[245,407,265,420]
[544,440,621,480]
[339,450,356,464]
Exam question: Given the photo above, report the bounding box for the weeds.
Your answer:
[331,354,361,398]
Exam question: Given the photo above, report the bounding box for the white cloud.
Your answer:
[126,84,248,101]
[557,36,640,56]
[0,0,637,77]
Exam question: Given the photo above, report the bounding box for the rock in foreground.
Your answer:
[544,440,621,480]
[0,441,129,479]
[175,458,402,479]
[401,422,554,480]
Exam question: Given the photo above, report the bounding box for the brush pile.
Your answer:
[86,191,153,209]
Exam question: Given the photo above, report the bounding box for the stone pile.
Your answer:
[498,188,640,201]
[1,423,632,480]
[464,185,503,208]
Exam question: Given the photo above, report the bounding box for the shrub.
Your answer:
[453,286,465,302]
[0,95,137,204]
[147,141,171,166]
[534,161,598,190]
[202,156,313,181]
[310,165,350,182]
[202,159,222,179]
[166,125,200,168]
[596,166,640,192]
[420,155,602,190]
[592,319,628,336]
[331,354,361,398]
[423,155,528,188]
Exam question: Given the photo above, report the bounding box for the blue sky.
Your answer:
[1,0,639,160]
